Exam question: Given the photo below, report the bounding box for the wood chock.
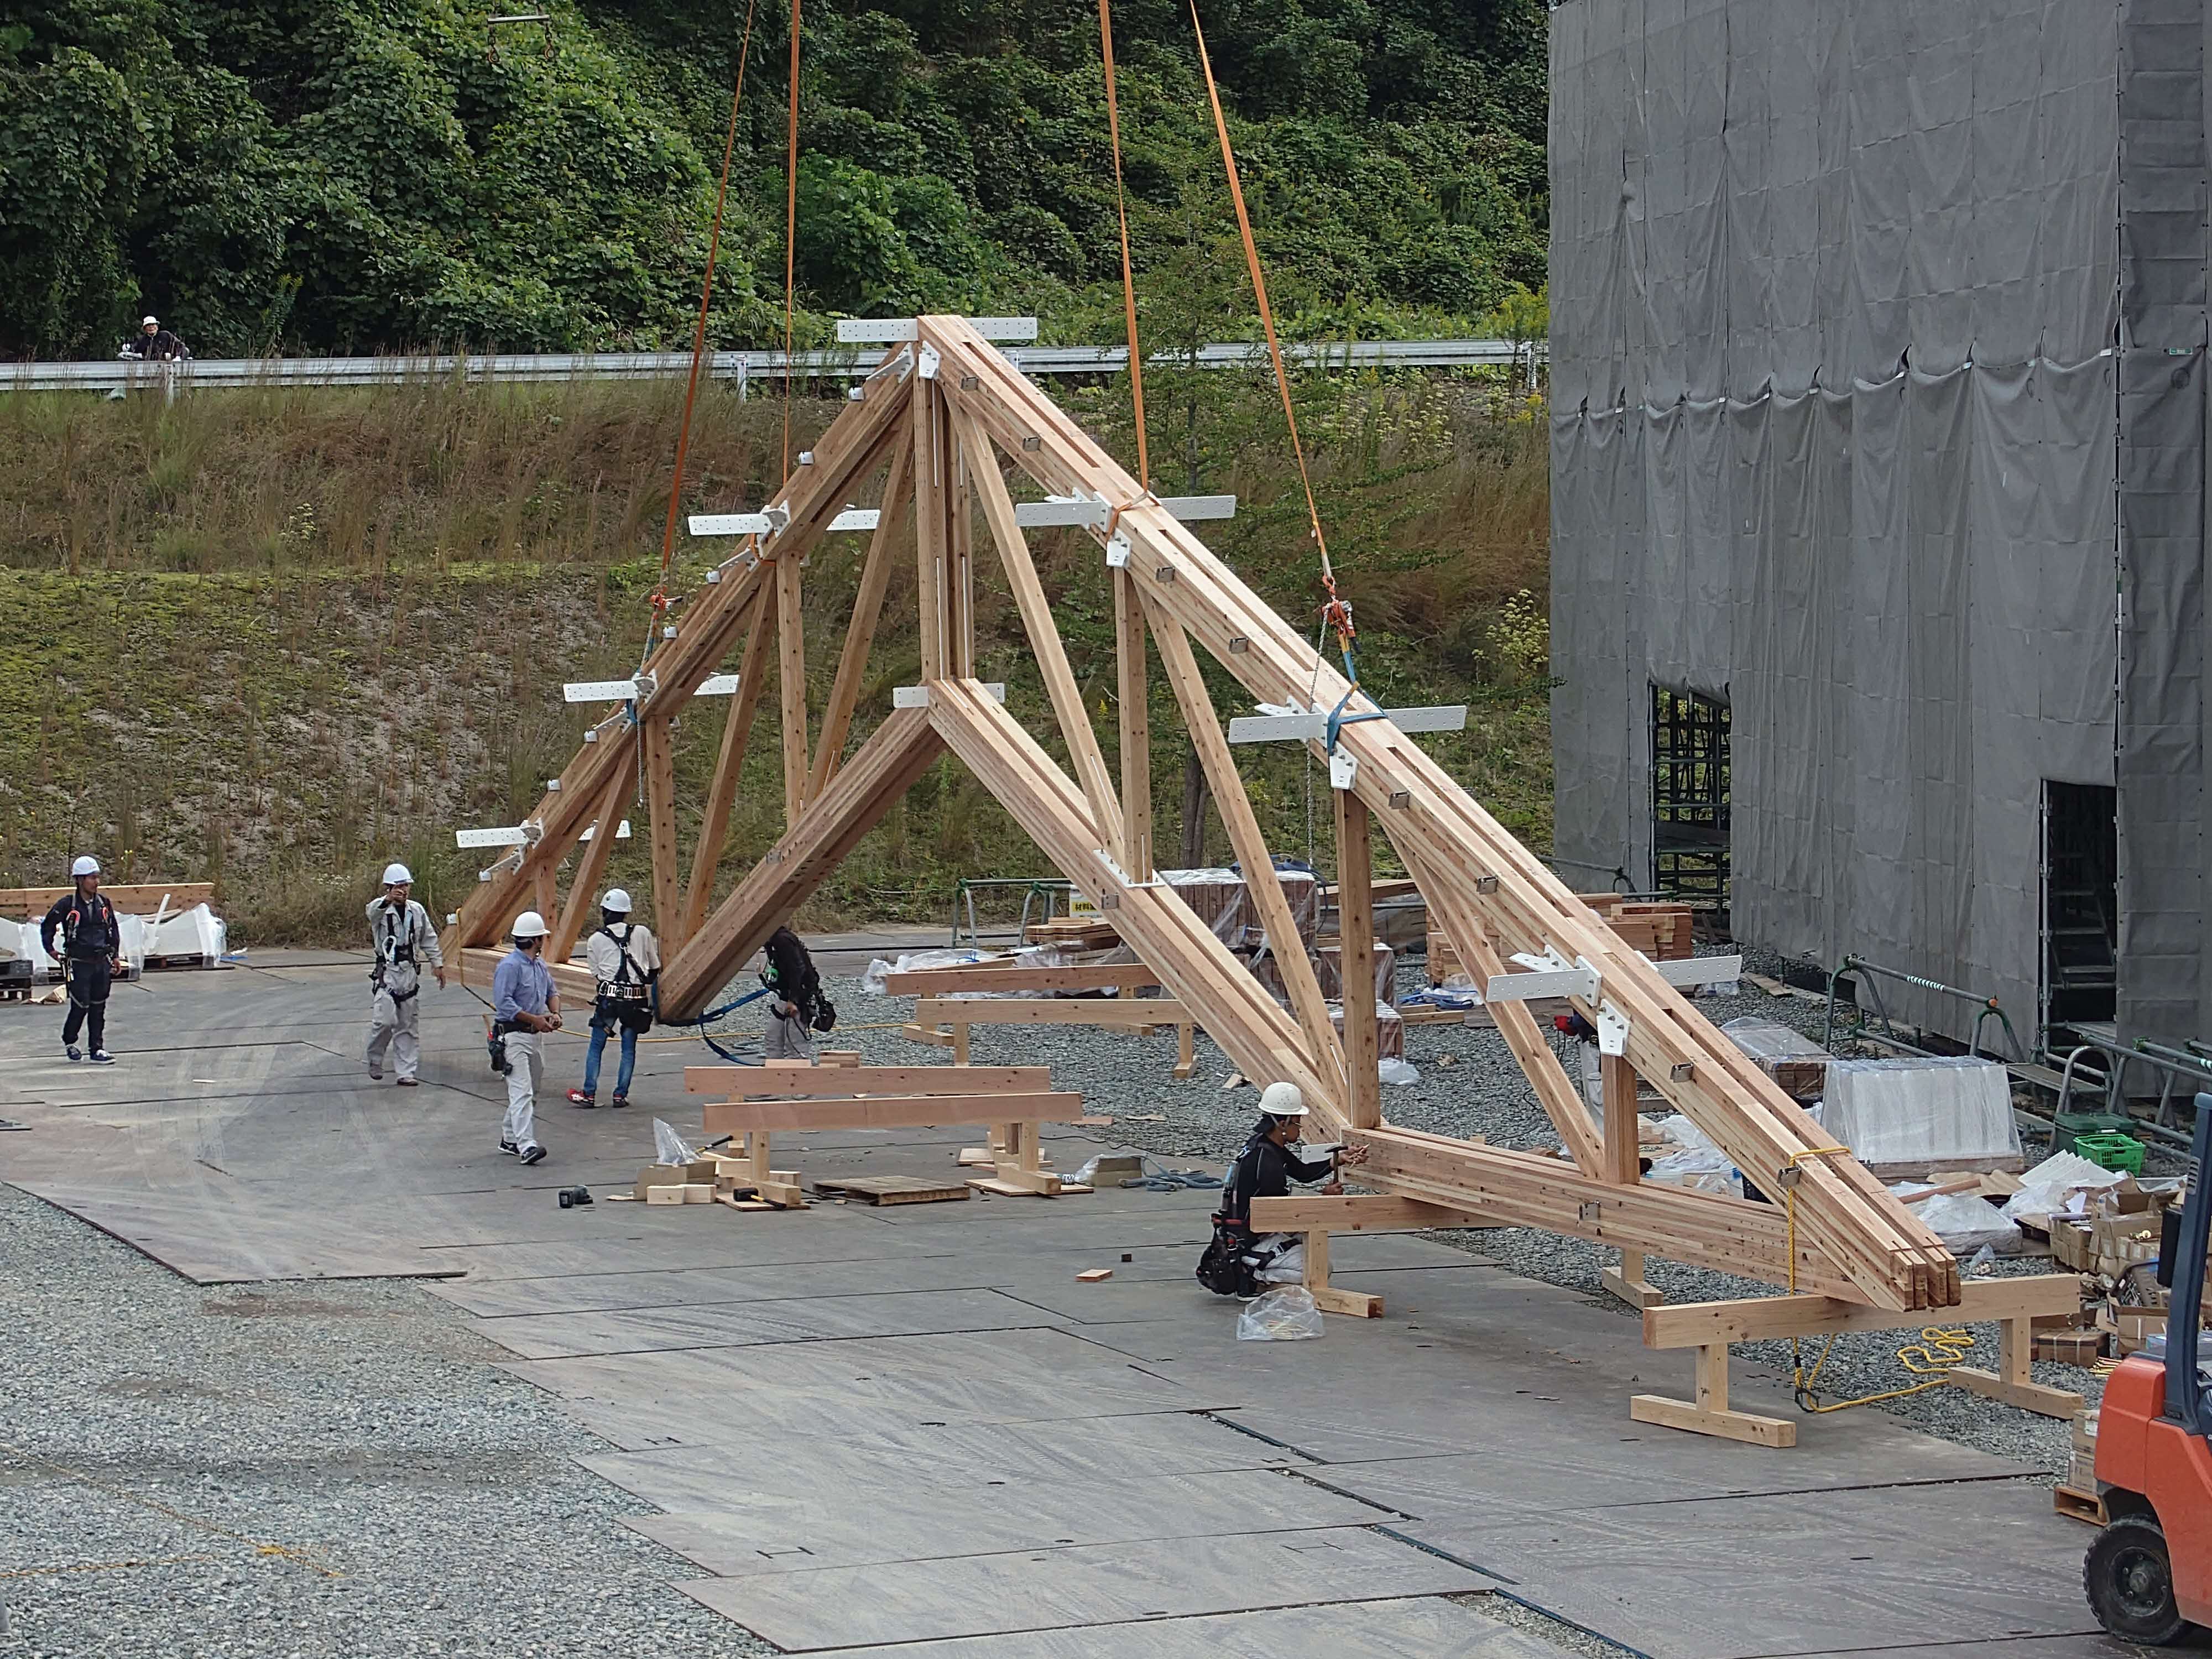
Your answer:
[443,319,1963,1376]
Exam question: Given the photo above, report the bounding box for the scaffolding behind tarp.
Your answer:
[1545,0,2209,1048]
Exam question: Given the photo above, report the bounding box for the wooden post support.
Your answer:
[1175,1019,1197,1081]
[1948,1315,2085,1419]
[1115,567,1153,880]
[550,765,631,962]
[775,548,808,827]
[914,384,947,680]
[1600,1051,1662,1310]
[1629,1344,1797,1448]
[1334,786,1382,1130]
[681,592,774,942]
[1303,1225,1384,1318]
[641,713,681,941]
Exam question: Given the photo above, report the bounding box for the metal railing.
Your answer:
[3,336,1541,397]
[1822,954,2026,1062]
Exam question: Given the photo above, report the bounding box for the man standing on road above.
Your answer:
[122,316,189,360]
[567,888,656,1110]
[493,911,561,1165]
[39,857,122,1064]
[364,863,445,1086]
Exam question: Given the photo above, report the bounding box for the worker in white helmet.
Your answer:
[491,910,561,1164]
[38,856,122,1063]
[1196,1081,1368,1297]
[567,888,658,1110]
[364,862,445,1085]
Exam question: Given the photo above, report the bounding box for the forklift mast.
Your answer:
[2169,1097,2211,1434]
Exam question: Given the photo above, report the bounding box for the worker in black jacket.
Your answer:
[1197,1082,1367,1295]
[39,856,123,1063]
[122,316,190,361]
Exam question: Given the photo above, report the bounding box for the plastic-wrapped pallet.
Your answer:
[1719,1016,1829,1101]
[1820,1056,2023,1176]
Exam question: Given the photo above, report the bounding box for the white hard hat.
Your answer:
[1258,1081,1308,1118]
[71,855,100,878]
[601,888,632,914]
[511,910,549,940]
[142,316,158,327]
[382,862,413,886]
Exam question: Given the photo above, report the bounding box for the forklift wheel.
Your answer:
[2085,1514,2194,1646]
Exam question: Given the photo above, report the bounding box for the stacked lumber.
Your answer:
[1023,914,1121,949]
[686,1058,1089,1200]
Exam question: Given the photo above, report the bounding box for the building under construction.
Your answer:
[1547,0,2206,1054]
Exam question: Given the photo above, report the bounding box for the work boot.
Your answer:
[611,1091,629,1109]
[368,1066,383,1081]
[519,1144,547,1166]
[395,1077,418,1088]
[499,1139,519,1156]
[88,1051,114,1065]
[65,1045,80,1062]
[566,1089,595,1108]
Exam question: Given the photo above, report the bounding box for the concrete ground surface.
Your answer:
[0,952,2155,1657]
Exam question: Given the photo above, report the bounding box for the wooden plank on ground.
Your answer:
[703,1092,1082,1135]
[883,963,1164,995]
[686,1064,1052,1095]
[812,1175,970,1205]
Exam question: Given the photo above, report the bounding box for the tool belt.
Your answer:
[596,985,654,1035]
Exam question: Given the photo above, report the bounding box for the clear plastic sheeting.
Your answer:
[1237,1285,1323,1341]
[860,948,989,995]
[1893,1183,2025,1256]
[1820,1057,2022,1171]
[1547,1,2158,1042]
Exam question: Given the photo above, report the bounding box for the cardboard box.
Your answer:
[2033,1327,2106,1365]
[2108,1306,2167,1357]
[2069,1447,2099,1491]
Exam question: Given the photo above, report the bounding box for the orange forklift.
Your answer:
[2085,1095,2212,1645]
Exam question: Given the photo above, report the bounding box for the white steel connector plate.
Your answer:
[835,317,1040,343]
[564,678,641,703]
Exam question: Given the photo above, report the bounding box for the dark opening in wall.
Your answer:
[1651,686,1730,926]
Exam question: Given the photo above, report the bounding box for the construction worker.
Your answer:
[492,910,561,1165]
[364,863,445,1086]
[121,316,189,360]
[760,926,831,1062]
[1196,1082,1368,1295]
[567,888,658,1109]
[38,856,122,1063]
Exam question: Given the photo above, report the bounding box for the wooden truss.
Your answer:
[445,317,1961,1316]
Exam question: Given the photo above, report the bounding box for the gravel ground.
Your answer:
[0,1184,776,1659]
[825,940,2131,1480]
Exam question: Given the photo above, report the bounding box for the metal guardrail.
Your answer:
[1,337,1541,396]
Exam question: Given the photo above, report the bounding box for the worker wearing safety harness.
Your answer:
[364,862,446,1086]
[39,856,122,1063]
[492,911,561,1165]
[567,888,658,1109]
[1196,1083,1366,1297]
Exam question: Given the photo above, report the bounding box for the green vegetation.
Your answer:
[0,0,1546,356]
[0,364,1550,941]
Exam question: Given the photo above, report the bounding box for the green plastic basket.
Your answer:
[2070,1131,2146,1176]
[2054,1110,2135,1157]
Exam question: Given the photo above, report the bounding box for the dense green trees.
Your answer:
[0,0,1545,356]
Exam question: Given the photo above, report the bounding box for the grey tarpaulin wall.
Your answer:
[1551,0,2212,1047]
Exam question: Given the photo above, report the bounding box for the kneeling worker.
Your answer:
[39,857,122,1063]
[1197,1082,1367,1296]
[492,911,561,1165]
[365,863,445,1085]
[567,888,657,1109]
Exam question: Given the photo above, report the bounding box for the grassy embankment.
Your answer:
[0,366,1549,943]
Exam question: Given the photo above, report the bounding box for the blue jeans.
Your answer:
[582,1014,637,1098]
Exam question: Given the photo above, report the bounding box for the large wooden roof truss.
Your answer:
[446,318,1960,1316]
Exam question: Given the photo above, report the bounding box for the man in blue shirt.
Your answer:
[492,910,562,1165]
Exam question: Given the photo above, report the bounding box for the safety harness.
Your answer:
[372,899,425,1003]
[594,922,656,1033]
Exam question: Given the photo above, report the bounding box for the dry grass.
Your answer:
[0,371,1551,941]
